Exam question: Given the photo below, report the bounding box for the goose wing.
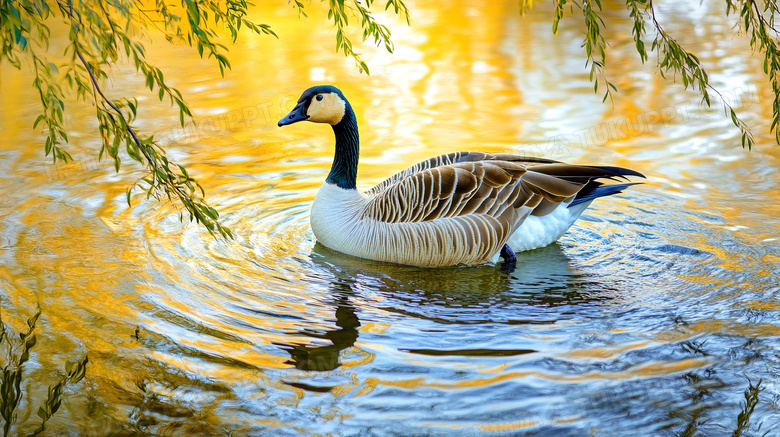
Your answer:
[363,159,587,226]
[364,151,560,197]
[363,150,646,224]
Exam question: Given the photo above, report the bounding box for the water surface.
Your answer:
[1,1,779,435]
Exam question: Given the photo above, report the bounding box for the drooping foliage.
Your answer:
[0,0,409,237]
[522,0,780,150]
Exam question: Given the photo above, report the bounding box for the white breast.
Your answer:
[310,182,368,252]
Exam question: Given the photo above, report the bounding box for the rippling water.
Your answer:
[1,1,779,435]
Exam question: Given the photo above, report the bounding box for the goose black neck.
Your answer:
[326,104,359,190]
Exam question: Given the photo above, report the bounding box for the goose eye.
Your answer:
[316,95,324,101]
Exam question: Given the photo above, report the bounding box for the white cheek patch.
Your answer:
[307,93,346,125]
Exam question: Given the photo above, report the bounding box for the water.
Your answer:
[1,1,779,435]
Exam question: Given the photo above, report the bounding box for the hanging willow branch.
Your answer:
[0,0,410,237]
[521,0,780,149]
[326,0,410,74]
[647,0,758,149]
[53,0,232,237]
[727,0,780,145]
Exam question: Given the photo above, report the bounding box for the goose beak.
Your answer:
[278,102,309,127]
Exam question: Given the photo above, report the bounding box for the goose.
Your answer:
[278,85,645,268]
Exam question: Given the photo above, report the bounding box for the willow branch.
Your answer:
[648,0,755,147]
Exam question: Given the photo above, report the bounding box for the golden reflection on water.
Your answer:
[1,0,779,434]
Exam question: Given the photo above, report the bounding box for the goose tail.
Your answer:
[568,165,645,207]
[568,181,643,207]
[527,163,645,208]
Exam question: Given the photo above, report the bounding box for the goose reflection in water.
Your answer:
[310,241,615,318]
[274,278,360,372]
[275,242,619,375]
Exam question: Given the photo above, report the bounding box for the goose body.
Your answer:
[279,86,644,268]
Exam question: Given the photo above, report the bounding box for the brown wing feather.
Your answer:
[362,160,585,225]
[364,151,559,196]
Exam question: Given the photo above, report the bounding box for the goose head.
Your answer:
[278,85,349,127]
[277,85,360,189]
